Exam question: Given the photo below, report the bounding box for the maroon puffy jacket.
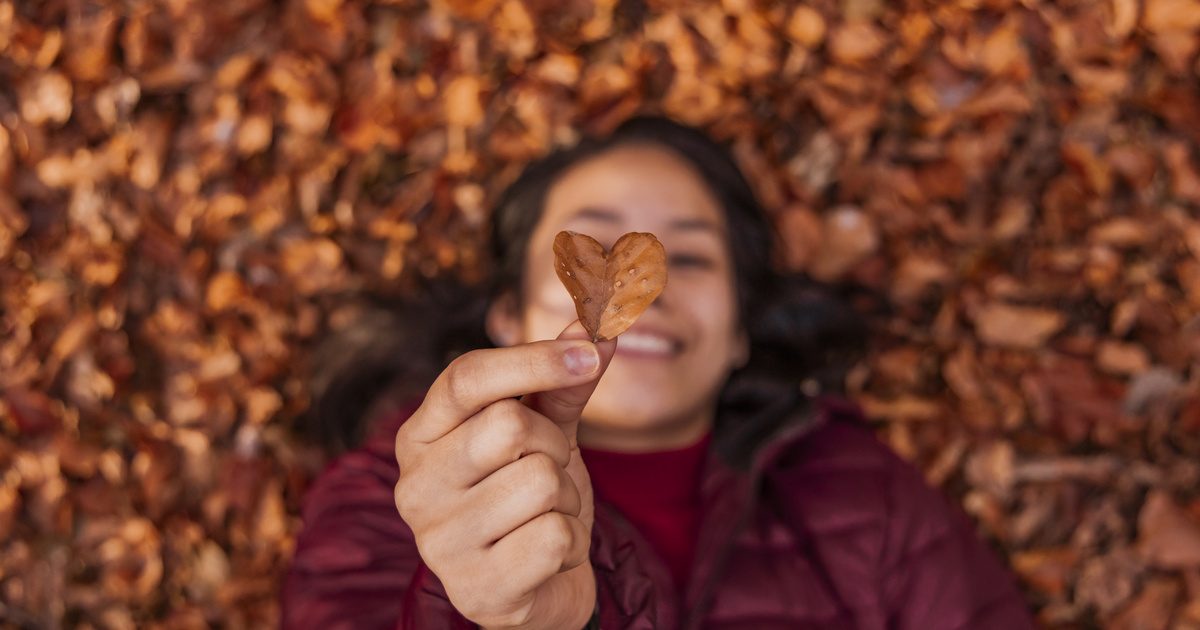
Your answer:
[282,398,1034,629]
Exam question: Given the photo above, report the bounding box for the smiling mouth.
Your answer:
[615,330,682,358]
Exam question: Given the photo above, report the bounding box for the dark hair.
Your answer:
[303,116,866,468]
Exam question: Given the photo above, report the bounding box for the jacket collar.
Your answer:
[682,395,857,628]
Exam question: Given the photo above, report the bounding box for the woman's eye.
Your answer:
[668,254,715,269]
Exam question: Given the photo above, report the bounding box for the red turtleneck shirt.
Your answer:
[579,432,712,591]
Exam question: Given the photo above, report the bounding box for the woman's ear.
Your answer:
[486,292,523,347]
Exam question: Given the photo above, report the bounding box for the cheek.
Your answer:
[519,273,579,342]
[679,274,740,343]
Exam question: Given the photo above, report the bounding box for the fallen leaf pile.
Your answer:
[1,0,1199,626]
[553,231,668,342]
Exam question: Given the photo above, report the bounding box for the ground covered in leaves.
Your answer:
[2,0,1200,627]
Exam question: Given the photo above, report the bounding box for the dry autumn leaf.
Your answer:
[553,231,667,342]
[1137,490,1200,570]
[974,303,1066,349]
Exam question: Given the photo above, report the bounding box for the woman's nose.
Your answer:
[647,287,668,312]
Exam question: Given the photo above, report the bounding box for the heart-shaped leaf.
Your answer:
[553,231,668,342]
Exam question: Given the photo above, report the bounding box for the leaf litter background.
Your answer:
[2,0,1200,627]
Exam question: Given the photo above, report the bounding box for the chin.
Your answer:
[592,371,670,412]
[583,390,697,433]
[585,396,661,425]
[585,366,722,438]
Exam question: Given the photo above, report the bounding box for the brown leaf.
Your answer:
[19,71,73,127]
[533,53,582,87]
[63,1,118,82]
[964,440,1016,498]
[2,389,60,435]
[1106,0,1140,40]
[859,394,944,422]
[436,0,501,21]
[891,255,951,304]
[444,75,484,128]
[990,197,1032,241]
[1090,218,1152,248]
[1151,30,1200,75]
[1096,340,1152,376]
[1110,578,1180,630]
[1143,0,1200,33]
[1165,141,1200,204]
[1021,356,1135,445]
[242,387,282,426]
[974,303,1065,348]
[828,22,887,65]
[280,238,345,296]
[553,231,668,342]
[1138,490,1200,570]
[979,18,1026,76]
[776,205,822,272]
[1107,144,1159,189]
[662,75,723,126]
[205,271,248,313]
[1012,547,1078,599]
[0,477,19,541]
[255,480,287,542]
[809,206,879,281]
[46,313,97,382]
[1075,548,1143,617]
[785,6,826,48]
[237,114,274,156]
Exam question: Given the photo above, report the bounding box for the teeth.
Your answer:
[619,332,674,354]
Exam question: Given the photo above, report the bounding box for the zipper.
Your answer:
[682,407,830,630]
[592,500,680,628]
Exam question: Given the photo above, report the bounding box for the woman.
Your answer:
[282,117,1033,629]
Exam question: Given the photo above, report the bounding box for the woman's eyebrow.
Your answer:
[568,207,721,234]
[569,207,622,223]
[669,218,721,233]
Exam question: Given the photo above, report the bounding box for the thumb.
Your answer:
[521,320,616,448]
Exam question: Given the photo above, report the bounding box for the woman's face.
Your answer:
[489,144,747,450]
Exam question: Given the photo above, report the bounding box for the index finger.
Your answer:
[521,321,616,446]
[405,338,603,443]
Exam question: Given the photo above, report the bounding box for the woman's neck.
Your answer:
[577,410,713,453]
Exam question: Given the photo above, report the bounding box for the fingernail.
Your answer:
[563,344,599,375]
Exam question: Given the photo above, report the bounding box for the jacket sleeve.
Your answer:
[281,437,677,630]
[878,450,1035,630]
[280,446,475,630]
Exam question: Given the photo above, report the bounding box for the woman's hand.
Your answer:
[393,322,615,630]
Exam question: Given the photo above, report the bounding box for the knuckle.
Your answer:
[521,453,561,511]
[488,400,530,452]
[393,479,418,520]
[394,428,416,472]
[394,469,436,527]
[467,402,527,471]
[541,512,576,557]
[547,429,571,466]
[442,354,478,409]
[529,450,562,477]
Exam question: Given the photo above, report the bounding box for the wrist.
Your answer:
[484,561,597,630]
[565,562,598,630]
[541,561,597,630]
